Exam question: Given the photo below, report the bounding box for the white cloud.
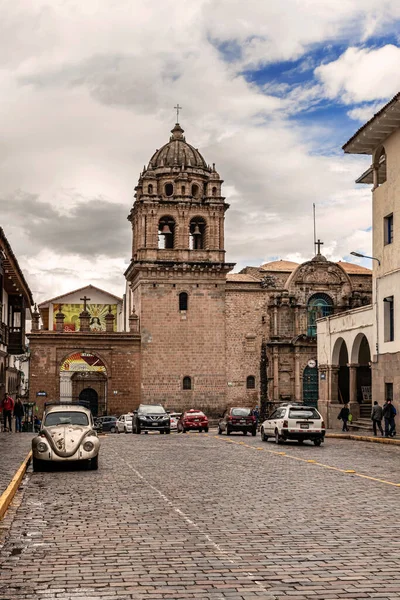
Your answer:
[0,0,390,301]
[315,45,400,104]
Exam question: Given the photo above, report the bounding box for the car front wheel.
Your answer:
[261,427,268,442]
[91,455,99,470]
[314,439,322,447]
[32,457,45,472]
[110,426,116,433]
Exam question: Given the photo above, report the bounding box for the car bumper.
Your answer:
[184,423,208,429]
[229,424,255,431]
[139,423,170,431]
[280,429,325,440]
[32,447,99,462]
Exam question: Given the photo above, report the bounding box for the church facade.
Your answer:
[29,122,372,418]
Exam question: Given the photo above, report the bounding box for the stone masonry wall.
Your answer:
[28,332,141,416]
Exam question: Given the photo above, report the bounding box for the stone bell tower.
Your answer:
[125,122,234,414]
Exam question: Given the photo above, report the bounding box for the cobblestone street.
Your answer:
[1,432,400,599]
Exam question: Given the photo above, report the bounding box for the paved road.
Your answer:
[1,431,400,599]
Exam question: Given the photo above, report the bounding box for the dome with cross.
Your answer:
[147,124,210,171]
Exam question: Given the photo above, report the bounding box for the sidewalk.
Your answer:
[0,433,34,497]
[326,428,400,445]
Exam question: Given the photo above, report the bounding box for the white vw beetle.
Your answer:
[32,403,100,471]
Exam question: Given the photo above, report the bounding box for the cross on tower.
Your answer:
[315,239,324,255]
[174,103,182,122]
[80,296,91,312]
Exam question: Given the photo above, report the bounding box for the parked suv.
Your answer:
[260,404,325,446]
[95,416,117,433]
[218,407,257,436]
[132,404,171,434]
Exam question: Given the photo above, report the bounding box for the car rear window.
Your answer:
[125,415,133,421]
[288,408,320,420]
[232,408,251,416]
[45,411,89,426]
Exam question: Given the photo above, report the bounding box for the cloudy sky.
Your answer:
[2,0,400,303]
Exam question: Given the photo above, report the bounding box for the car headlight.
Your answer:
[37,442,48,453]
[83,441,94,452]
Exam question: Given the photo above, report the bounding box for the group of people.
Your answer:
[338,399,397,438]
[1,394,25,433]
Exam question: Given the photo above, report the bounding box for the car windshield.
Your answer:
[232,408,251,416]
[288,408,320,420]
[139,405,165,415]
[44,411,89,426]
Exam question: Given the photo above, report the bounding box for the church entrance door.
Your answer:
[79,388,99,416]
[303,366,318,408]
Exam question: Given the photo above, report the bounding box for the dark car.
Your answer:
[218,407,257,436]
[132,404,171,434]
[95,416,118,433]
[177,409,209,433]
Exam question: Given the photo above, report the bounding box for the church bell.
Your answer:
[193,224,201,236]
[161,224,172,235]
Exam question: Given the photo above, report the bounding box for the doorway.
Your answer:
[303,366,318,408]
[79,388,99,416]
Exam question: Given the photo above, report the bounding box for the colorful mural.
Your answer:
[53,304,117,332]
[60,352,106,372]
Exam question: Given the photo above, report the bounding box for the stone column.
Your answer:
[294,306,300,336]
[273,346,279,401]
[294,352,301,401]
[79,310,90,332]
[273,306,278,337]
[31,305,40,331]
[328,365,340,404]
[348,363,360,421]
[55,307,65,332]
[105,307,115,333]
[129,308,140,333]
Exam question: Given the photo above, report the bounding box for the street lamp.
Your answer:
[350,251,381,266]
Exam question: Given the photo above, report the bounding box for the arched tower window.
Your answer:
[307,293,333,337]
[183,376,192,390]
[179,292,188,311]
[189,217,206,250]
[212,186,217,197]
[181,185,186,195]
[191,184,199,198]
[158,216,175,249]
[246,375,255,389]
[148,184,153,195]
[165,183,173,197]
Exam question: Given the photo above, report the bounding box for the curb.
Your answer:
[326,433,400,446]
[0,451,32,521]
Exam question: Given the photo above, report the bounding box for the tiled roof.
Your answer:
[343,91,400,155]
[260,260,299,272]
[337,261,372,275]
[226,273,260,282]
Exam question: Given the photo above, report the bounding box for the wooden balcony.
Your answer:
[0,322,8,346]
[8,327,25,355]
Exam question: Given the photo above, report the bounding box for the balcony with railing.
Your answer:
[8,326,25,354]
[0,322,8,346]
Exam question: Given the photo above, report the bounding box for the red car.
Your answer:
[218,407,257,436]
[177,409,209,433]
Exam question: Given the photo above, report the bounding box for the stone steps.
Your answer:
[348,417,373,432]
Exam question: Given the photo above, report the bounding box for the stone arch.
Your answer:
[158,215,176,249]
[332,337,347,366]
[59,351,109,414]
[351,332,371,364]
[189,216,207,250]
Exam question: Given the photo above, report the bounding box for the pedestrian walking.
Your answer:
[1,393,14,432]
[252,406,260,429]
[14,398,24,433]
[337,403,350,432]
[383,399,396,437]
[371,400,384,436]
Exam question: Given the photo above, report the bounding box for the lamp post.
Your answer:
[350,251,380,266]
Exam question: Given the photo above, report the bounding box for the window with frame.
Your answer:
[179,292,188,311]
[246,375,256,389]
[183,376,192,390]
[384,296,394,342]
[385,382,393,402]
[384,214,393,245]
[307,293,334,337]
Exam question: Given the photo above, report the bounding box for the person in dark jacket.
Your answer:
[13,398,24,433]
[371,401,383,436]
[383,399,396,437]
[338,404,350,432]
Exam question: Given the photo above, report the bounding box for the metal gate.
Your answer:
[302,366,318,408]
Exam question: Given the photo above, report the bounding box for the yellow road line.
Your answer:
[0,451,32,520]
[213,436,400,488]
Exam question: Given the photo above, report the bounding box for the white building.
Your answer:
[318,92,400,426]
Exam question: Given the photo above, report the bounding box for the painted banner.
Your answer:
[60,352,106,372]
[53,303,117,332]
